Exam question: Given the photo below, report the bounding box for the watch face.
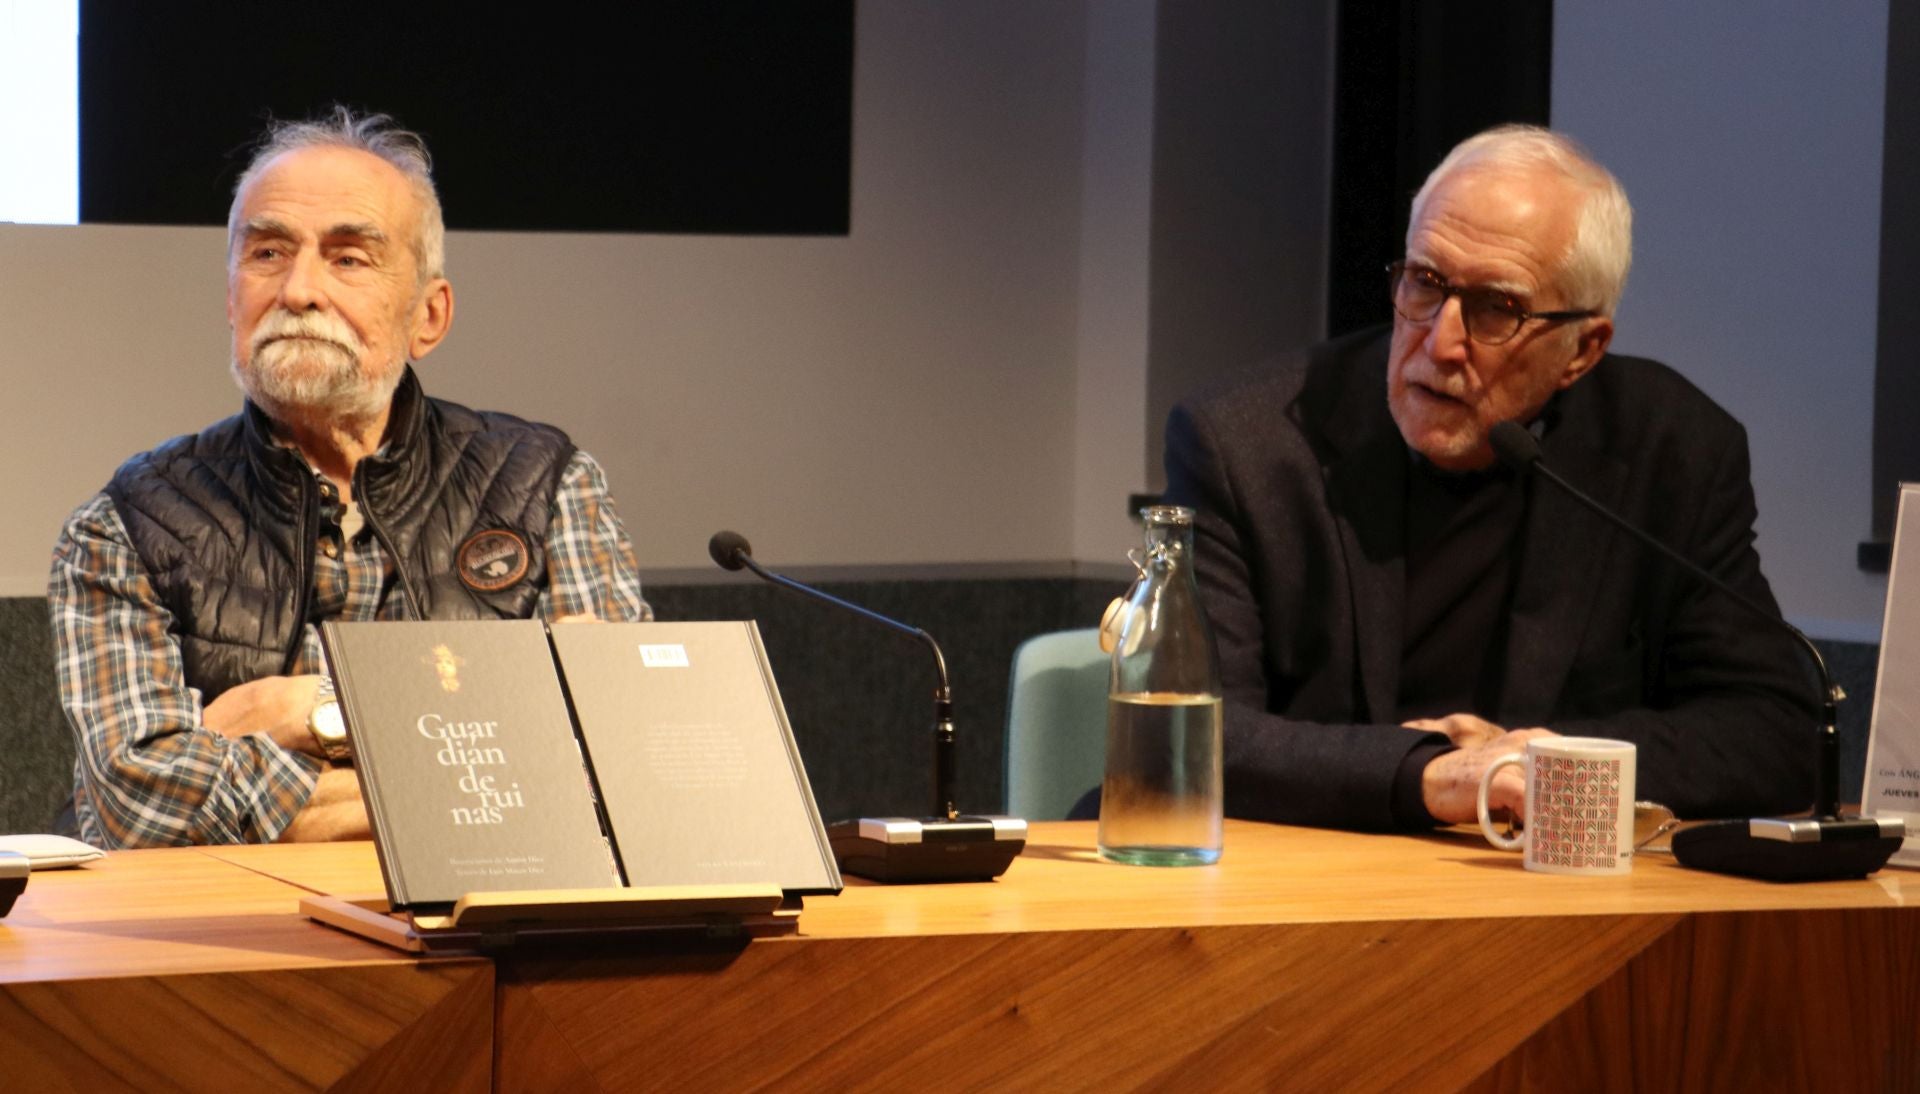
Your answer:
[313,700,347,742]
[312,699,350,760]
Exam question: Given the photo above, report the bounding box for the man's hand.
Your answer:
[1420,727,1558,825]
[276,768,370,842]
[1403,713,1506,749]
[203,674,330,757]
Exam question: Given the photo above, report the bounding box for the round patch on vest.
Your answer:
[457,530,531,592]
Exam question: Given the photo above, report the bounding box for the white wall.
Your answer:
[0,3,1152,595]
[1073,3,1157,563]
[1553,2,1891,641]
[1144,0,1335,489]
[28,3,1875,629]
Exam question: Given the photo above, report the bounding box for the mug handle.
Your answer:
[1478,753,1527,850]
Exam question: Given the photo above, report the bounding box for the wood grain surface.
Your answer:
[1464,908,1920,1092]
[1,845,492,1091]
[199,821,1920,937]
[10,822,1920,1091]
[0,962,492,1092]
[493,912,1678,1091]
[1,846,416,983]
[483,822,1920,1091]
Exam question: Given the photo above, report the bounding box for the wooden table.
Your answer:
[0,846,491,1092]
[6,822,1919,1091]
[193,822,1920,1091]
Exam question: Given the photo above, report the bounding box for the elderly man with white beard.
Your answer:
[49,107,649,847]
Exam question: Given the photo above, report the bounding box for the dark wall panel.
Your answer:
[1866,0,1920,569]
[1,587,1882,833]
[78,1,853,235]
[1145,0,1336,491]
[1327,0,1553,337]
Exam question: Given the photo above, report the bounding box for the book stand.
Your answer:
[301,884,797,953]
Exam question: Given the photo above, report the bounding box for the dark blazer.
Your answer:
[1164,326,1816,830]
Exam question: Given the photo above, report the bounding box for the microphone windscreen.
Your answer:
[1489,421,1543,471]
[708,530,753,571]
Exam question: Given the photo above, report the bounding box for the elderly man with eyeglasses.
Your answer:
[1158,125,1813,832]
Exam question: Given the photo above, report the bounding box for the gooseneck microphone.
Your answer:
[1488,425,1843,817]
[711,529,957,819]
[1489,421,1903,881]
[708,531,1025,882]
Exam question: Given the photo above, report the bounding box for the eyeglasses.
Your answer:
[1495,801,1682,853]
[1633,801,1681,853]
[1387,261,1599,346]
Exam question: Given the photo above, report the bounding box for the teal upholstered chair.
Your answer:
[1003,628,1110,820]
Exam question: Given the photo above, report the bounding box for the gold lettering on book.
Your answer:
[418,713,525,825]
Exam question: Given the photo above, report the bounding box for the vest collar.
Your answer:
[239,366,432,523]
[354,367,436,530]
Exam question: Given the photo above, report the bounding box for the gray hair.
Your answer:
[1408,124,1632,317]
[227,105,446,282]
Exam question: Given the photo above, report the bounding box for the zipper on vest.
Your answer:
[355,462,426,619]
[281,472,317,676]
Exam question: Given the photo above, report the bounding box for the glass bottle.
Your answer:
[1098,505,1224,866]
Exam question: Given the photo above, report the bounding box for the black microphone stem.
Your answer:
[1529,460,1842,820]
[732,553,959,820]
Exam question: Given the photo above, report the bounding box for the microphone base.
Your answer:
[1670,815,1906,882]
[828,816,1027,883]
[0,852,26,918]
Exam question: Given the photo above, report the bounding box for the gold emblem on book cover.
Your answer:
[425,644,467,693]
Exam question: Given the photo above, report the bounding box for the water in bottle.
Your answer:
[1098,506,1224,866]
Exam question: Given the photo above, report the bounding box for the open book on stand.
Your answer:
[316,619,841,938]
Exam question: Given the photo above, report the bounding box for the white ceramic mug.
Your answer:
[1477,736,1637,876]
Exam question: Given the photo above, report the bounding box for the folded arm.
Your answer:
[50,494,325,847]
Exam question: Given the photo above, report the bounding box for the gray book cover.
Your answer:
[322,620,621,910]
[550,621,842,894]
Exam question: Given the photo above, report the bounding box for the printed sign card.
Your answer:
[1865,483,1920,866]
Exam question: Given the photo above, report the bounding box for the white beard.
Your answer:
[232,309,404,421]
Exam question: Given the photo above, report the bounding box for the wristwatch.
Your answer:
[308,677,352,764]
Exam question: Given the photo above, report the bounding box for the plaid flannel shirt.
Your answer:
[50,448,650,848]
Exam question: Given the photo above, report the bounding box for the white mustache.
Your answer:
[249,310,365,359]
[1409,372,1472,400]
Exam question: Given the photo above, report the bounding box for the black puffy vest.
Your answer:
[105,369,574,700]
